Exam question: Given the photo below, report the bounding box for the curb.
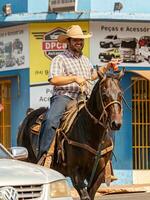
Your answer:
[97,184,150,195]
[71,184,150,199]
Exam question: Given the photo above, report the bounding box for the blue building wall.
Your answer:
[28,0,49,13]
[0,68,30,146]
[1,0,150,16]
[0,0,48,15]
[1,0,150,23]
[76,0,150,13]
[112,72,133,184]
[76,0,91,11]
[0,0,27,15]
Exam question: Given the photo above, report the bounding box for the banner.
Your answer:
[90,21,150,67]
[29,22,90,84]
[0,25,29,71]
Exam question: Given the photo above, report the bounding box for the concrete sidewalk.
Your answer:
[71,183,150,199]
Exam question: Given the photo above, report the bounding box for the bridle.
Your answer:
[84,76,122,129]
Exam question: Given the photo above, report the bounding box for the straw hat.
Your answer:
[58,25,92,43]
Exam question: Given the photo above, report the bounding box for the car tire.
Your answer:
[100,43,104,48]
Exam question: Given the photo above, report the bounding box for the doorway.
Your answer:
[0,80,11,148]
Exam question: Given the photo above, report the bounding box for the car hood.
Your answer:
[0,159,64,186]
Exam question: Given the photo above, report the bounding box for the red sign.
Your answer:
[42,28,67,60]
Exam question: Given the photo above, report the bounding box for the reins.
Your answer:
[83,78,122,129]
[121,79,139,112]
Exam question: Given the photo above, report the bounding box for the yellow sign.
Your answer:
[29,22,90,84]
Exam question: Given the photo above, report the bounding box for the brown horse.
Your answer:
[17,69,124,200]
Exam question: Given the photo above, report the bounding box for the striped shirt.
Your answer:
[49,50,94,99]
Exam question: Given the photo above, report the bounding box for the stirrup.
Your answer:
[37,153,47,165]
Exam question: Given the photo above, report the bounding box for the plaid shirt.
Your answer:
[49,50,94,99]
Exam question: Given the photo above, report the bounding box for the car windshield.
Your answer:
[105,35,113,39]
[0,144,13,159]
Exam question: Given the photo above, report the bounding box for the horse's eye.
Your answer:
[102,92,109,99]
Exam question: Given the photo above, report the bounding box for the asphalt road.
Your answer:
[95,192,150,200]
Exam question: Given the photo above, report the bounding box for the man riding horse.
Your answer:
[38,25,120,180]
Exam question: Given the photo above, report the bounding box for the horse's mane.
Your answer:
[88,79,100,106]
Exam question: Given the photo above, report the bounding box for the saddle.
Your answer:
[30,110,47,135]
[43,99,85,167]
[60,99,85,134]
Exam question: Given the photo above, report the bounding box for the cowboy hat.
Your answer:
[58,25,92,43]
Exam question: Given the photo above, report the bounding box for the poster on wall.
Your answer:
[0,25,29,71]
[90,21,150,67]
[29,22,90,84]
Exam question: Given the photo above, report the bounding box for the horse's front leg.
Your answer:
[87,169,105,200]
[70,170,91,200]
[87,153,112,200]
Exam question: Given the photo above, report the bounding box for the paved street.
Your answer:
[73,192,150,200]
[95,192,150,200]
[71,184,150,200]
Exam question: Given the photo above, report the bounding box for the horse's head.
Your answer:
[90,69,124,131]
[98,69,124,130]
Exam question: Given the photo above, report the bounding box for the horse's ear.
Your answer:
[118,67,125,80]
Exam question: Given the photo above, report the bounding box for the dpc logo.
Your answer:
[42,27,67,60]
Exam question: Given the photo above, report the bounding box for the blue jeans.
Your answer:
[38,95,72,159]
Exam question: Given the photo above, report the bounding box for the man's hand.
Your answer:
[74,76,87,86]
[106,58,122,71]
[74,76,87,93]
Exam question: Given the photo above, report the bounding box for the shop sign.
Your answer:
[42,28,67,60]
[90,21,150,67]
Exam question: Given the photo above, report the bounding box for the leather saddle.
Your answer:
[43,99,86,167]
[59,99,85,134]
[30,99,85,136]
[30,111,46,135]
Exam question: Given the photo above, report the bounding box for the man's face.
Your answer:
[68,38,84,54]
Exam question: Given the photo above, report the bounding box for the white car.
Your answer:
[0,144,73,200]
[100,35,121,48]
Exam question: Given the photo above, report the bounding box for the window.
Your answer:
[49,0,75,11]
